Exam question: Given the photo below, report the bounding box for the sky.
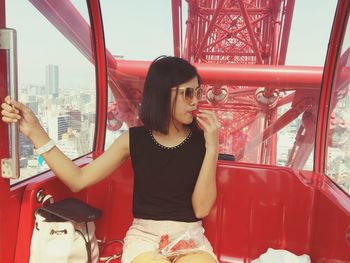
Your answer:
[5,0,338,90]
[285,0,338,65]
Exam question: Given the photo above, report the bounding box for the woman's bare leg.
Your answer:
[132,252,171,263]
[174,252,217,263]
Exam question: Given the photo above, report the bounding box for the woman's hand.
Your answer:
[1,96,43,138]
[196,109,220,153]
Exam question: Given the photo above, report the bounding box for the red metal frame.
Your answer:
[115,61,322,87]
[0,1,15,262]
[277,0,295,65]
[183,0,293,65]
[87,0,108,152]
[172,0,182,57]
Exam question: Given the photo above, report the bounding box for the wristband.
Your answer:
[34,139,56,155]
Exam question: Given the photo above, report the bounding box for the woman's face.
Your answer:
[170,76,200,128]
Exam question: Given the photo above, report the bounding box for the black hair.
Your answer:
[139,56,201,134]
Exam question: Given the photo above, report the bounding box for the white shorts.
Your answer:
[121,218,218,263]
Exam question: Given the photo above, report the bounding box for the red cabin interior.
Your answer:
[1,0,350,263]
[8,158,349,262]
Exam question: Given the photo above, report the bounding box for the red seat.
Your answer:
[93,160,350,262]
[94,161,314,262]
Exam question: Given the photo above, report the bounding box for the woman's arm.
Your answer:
[36,130,129,192]
[1,96,130,192]
[192,110,220,218]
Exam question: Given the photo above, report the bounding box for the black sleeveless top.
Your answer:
[129,126,206,222]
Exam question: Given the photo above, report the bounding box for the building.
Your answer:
[67,110,82,132]
[48,114,68,141]
[45,64,59,98]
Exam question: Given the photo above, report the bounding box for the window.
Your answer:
[99,0,338,172]
[6,1,96,184]
[326,13,350,195]
[100,0,174,149]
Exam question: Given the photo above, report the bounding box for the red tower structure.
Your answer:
[170,0,317,167]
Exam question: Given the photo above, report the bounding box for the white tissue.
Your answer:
[251,248,311,263]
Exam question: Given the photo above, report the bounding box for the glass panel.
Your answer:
[100,0,337,172]
[203,1,336,169]
[326,15,350,196]
[203,0,336,169]
[100,0,174,148]
[100,1,173,61]
[286,1,338,66]
[6,1,96,184]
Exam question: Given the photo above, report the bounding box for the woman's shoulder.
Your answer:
[130,125,147,131]
[129,125,147,135]
[129,126,150,141]
[129,126,150,154]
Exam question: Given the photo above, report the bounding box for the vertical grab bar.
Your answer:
[0,28,19,179]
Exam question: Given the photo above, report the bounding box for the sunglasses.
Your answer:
[172,86,203,103]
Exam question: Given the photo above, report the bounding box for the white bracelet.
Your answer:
[34,139,56,155]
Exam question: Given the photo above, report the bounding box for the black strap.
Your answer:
[75,223,92,263]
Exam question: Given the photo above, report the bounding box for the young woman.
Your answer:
[1,56,220,263]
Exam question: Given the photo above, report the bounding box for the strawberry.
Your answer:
[159,234,170,250]
[187,239,196,248]
[171,240,187,252]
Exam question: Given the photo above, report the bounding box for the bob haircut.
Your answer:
[139,56,201,134]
